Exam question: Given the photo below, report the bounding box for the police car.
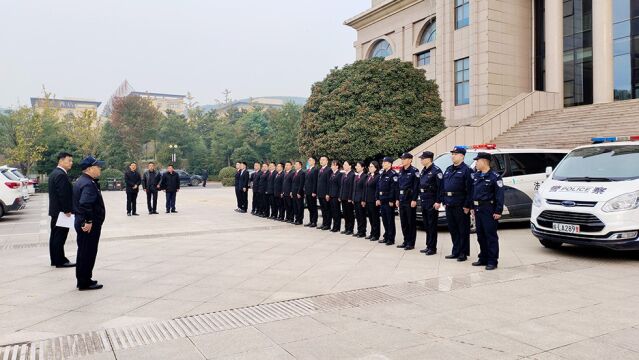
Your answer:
[415,144,569,227]
[531,136,639,250]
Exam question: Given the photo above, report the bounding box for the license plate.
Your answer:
[553,223,580,234]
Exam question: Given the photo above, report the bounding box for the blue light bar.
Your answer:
[454,145,471,149]
[591,137,617,143]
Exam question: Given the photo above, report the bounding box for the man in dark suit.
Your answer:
[316,156,331,230]
[125,162,141,216]
[273,163,285,220]
[304,157,319,227]
[282,162,295,222]
[74,156,106,290]
[339,161,356,235]
[142,162,162,215]
[239,162,249,212]
[234,162,242,212]
[160,164,180,213]
[250,162,262,215]
[48,152,75,268]
[291,161,306,225]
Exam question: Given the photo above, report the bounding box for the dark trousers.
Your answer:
[354,202,367,235]
[146,190,158,213]
[306,194,318,224]
[126,191,138,214]
[283,196,294,221]
[235,188,242,209]
[341,201,355,232]
[202,179,207,187]
[446,205,470,257]
[399,202,417,247]
[251,191,258,212]
[166,191,177,211]
[475,205,499,265]
[421,201,439,251]
[329,197,342,231]
[380,202,396,243]
[365,202,380,238]
[241,190,248,211]
[294,196,304,223]
[75,223,102,287]
[49,216,70,266]
[267,194,276,217]
[275,196,284,219]
[319,197,331,228]
[259,193,268,216]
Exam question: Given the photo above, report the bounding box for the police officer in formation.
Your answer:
[396,153,419,250]
[471,152,504,270]
[235,151,502,270]
[417,151,442,255]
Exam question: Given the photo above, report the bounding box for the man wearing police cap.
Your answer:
[73,156,106,290]
[396,153,419,250]
[377,157,398,245]
[471,152,504,270]
[418,151,442,255]
[441,146,473,261]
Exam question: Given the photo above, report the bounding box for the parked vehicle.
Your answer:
[531,135,639,251]
[0,171,26,219]
[8,168,35,195]
[0,167,29,201]
[161,169,203,187]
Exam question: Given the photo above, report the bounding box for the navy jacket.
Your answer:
[339,171,355,201]
[239,170,249,190]
[274,171,284,196]
[472,170,505,214]
[377,169,398,202]
[266,170,276,195]
[304,166,318,195]
[316,166,331,198]
[252,171,262,193]
[441,162,473,208]
[364,173,380,203]
[419,164,443,204]
[160,171,180,192]
[352,172,368,203]
[73,174,106,226]
[257,171,269,193]
[291,169,305,196]
[282,170,294,196]
[124,170,141,193]
[328,170,342,198]
[398,166,420,202]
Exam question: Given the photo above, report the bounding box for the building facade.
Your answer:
[129,91,186,115]
[345,0,638,127]
[30,97,101,119]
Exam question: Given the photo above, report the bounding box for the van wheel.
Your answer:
[539,239,563,249]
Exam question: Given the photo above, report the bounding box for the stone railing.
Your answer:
[408,91,562,157]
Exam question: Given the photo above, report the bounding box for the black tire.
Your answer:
[190,178,200,187]
[539,238,563,249]
[0,205,4,219]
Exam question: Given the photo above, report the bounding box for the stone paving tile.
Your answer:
[255,316,336,344]
[115,338,205,360]
[190,327,277,359]
[549,337,639,360]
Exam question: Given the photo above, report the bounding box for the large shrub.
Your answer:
[218,166,237,187]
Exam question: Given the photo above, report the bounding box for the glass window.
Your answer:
[614,21,631,39]
[614,37,631,56]
[455,57,470,105]
[563,0,593,107]
[553,145,639,181]
[614,0,630,22]
[614,54,632,100]
[420,20,436,44]
[490,154,506,175]
[369,40,393,59]
[416,51,431,66]
[455,0,470,29]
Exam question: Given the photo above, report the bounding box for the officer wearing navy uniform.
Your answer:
[396,153,420,250]
[471,152,504,270]
[418,151,442,255]
[441,146,473,261]
[377,157,398,245]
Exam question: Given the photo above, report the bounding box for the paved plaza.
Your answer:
[0,186,638,359]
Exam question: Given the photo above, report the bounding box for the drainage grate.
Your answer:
[0,261,565,359]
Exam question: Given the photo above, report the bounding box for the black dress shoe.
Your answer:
[132,213,139,216]
[425,249,437,256]
[127,213,131,216]
[152,211,159,214]
[340,230,347,234]
[331,229,340,233]
[419,248,428,253]
[344,231,353,235]
[365,235,372,240]
[404,246,414,250]
[171,210,178,213]
[457,256,468,262]
[304,223,312,227]
[385,241,395,246]
[55,262,76,268]
[371,237,379,241]
[472,261,487,266]
[166,210,171,213]
[309,224,317,228]
[294,222,302,226]
[485,264,498,270]
[79,283,103,291]
[378,238,386,243]
[445,254,458,259]
[397,243,407,248]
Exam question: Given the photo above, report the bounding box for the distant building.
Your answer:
[102,80,186,117]
[204,96,307,114]
[30,97,101,119]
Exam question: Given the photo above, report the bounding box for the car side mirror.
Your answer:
[545,166,552,178]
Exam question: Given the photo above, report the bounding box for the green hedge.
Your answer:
[218,166,236,187]
[101,168,125,180]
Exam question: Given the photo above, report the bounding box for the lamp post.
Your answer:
[169,144,178,164]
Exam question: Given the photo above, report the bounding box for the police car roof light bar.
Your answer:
[454,145,471,149]
[591,136,639,144]
[471,143,497,149]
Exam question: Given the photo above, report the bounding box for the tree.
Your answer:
[268,103,302,162]
[98,121,129,171]
[6,108,47,175]
[299,58,445,161]
[110,95,161,160]
[65,109,102,156]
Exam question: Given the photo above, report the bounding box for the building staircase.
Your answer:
[492,99,639,149]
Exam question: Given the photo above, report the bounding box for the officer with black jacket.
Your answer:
[257,164,269,216]
[273,163,285,220]
[73,156,106,291]
[291,161,306,225]
[48,152,75,268]
[397,153,420,250]
[250,162,261,214]
[418,151,442,255]
[282,162,295,222]
[239,162,249,212]
[125,162,141,216]
[316,156,332,230]
[377,157,398,245]
[266,163,277,218]
[352,161,368,238]
[327,160,343,232]
[160,164,180,213]
[364,161,381,241]
[339,161,355,235]
[142,162,162,215]
[304,157,319,227]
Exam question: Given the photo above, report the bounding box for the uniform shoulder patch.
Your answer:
[437,173,443,179]
[393,176,398,182]
[497,180,503,187]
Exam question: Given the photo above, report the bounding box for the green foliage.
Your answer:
[268,103,302,162]
[100,168,124,180]
[110,95,161,159]
[300,58,445,161]
[218,166,237,187]
[98,122,129,171]
[5,107,47,175]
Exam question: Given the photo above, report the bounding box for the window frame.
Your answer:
[369,39,393,59]
[455,0,470,29]
[420,20,436,45]
[455,57,470,105]
[416,50,431,66]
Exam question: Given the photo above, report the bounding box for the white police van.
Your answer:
[531,136,639,250]
[417,144,568,227]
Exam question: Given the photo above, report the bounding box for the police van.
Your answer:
[415,145,569,227]
[531,136,639,250]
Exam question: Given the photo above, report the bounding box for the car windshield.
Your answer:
[553,144,639,181]
[11,169,26,178]
[1,169,20,181]
[433,152,476,170]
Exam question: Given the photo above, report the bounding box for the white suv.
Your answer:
[0,171,26,219]
[0,167,29,201]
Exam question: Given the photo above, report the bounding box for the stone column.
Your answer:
[592,0,614,103]
[544,0,563,99]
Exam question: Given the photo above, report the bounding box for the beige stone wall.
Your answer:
[347,0,533,127]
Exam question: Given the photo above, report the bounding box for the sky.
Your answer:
[0,0,370,108]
